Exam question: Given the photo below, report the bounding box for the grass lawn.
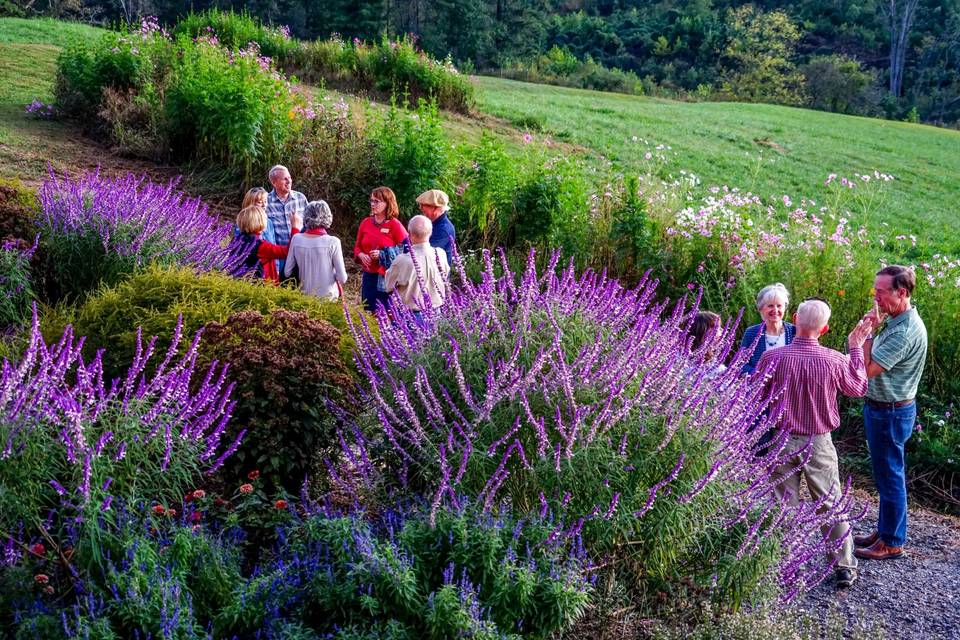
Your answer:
[475,75,960,251]
[0,17,106,44]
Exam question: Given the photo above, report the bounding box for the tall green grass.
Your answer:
[475,76,960,252]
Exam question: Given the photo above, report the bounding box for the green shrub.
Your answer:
[164,35,301,179]
[54,20,304,182]
[0,238,36,328]
[172,8,296,60]
[0,178,39,242]
[198,310,357,493]
[58,265,368,378]
[285,34,475,113]
[369,99,452,216]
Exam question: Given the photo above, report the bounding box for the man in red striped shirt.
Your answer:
[758,298,873,589]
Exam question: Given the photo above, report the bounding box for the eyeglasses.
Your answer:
[369,199,383,205]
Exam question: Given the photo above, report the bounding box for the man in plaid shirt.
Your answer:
[758,298,873,588]
[266,165,308,275]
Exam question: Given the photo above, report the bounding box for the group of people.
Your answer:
[235,165,455,316]
[240,166,928,591]
[690,267,927,589]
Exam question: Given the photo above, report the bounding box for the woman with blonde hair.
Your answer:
[235,203,301,284]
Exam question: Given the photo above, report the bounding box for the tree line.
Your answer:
[5,0,959,126]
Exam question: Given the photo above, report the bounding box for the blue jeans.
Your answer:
[863,402,916,547]
[360,271,391,314]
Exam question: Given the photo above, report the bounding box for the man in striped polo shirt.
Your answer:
[855,265,928,561]
[758,298,872,589]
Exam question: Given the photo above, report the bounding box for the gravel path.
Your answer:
[796,488,960,639]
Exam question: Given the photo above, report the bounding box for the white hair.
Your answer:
[268,165,289,181]
[756,283,790,309]
[795,299,831,331]
[408,214,433,241]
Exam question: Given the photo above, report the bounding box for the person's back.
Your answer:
[758,335,867,435]
[386,244,449,311]
[286,233,347,299]
[385,214,450,312]
[283,200,346,300]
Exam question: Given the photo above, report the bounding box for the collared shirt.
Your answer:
[265,189,308,248]
[429,212,456,258]
[868,307,927,403]
[384,243,449,311]
[757,336,867,435]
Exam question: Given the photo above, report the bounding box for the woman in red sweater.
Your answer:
[236,205,301,284]
[354,186,408,313]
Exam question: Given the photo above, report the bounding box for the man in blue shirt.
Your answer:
[415,189,456,259]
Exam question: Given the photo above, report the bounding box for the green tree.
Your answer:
[802,54,878,114]
[720,4,806,106]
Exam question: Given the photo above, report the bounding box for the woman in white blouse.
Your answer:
[284,200,347,300]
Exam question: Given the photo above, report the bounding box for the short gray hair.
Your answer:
[408,214,433,240]
[303,200,332,230]
[795,299,831,331]
[268,165,289,182]
[756,283,789,309]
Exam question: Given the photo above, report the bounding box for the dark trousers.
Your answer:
[361,271,391,314]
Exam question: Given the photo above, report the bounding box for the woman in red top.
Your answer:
[354,186,407,313]
[236,205,301,284]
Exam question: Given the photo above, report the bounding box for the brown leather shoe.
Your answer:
[854,539,904,560]
[853,531,879,548]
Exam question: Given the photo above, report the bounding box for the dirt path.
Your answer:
[796,488,960,639]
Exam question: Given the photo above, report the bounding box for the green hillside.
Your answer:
[476,76,960,252]
[1,17,958,253]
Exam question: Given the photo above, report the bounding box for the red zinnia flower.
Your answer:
[31,543,45,556]
[190,511,202,523]
[34,574,49,585]
[152,504,166,515]
[247,470,260,480]
[274,499,288,510]
[43,585,55,595]
[166,508,177,518]
[192,489,206,500]
[239,483,254,494]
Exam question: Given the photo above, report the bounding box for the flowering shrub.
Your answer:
[172,8,296,59]
[36,171,243,302]
[54,18,305,181]
[345,250,860,606]
[0,312,237,567]
[289,92,380,226]
[164,34,301,178]
[24,98,56,119]
[216,502,589,638]
[199,310,357,492]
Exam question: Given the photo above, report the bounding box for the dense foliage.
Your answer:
[54,16,305,181]
[35,170,243,301]
[28,0,960,126]
[343,251,860,607]
[46,264,363,378]
[199,309,357,492]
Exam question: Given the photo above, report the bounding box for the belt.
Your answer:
[865,398,914,409]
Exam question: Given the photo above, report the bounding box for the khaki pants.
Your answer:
[772,433,857,570]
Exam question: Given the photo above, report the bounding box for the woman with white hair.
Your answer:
[284,200,347,300]
[740,282,795,375]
